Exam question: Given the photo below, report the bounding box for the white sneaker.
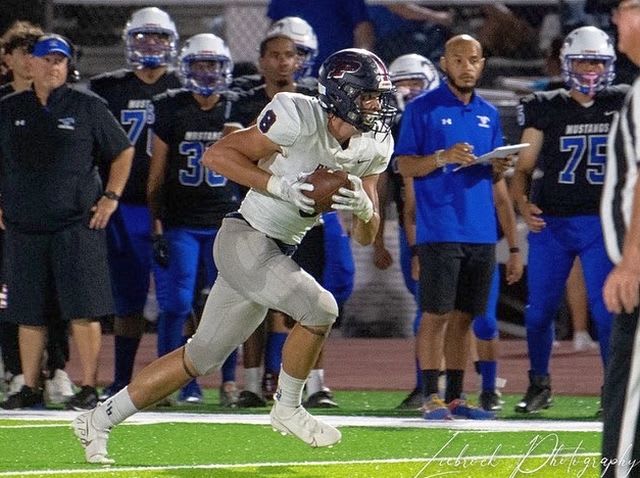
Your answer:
[270,399,341,448]
[573,331,598,352]
[72,407,115,464]
[45,369,75,404]
[7,374,24,396]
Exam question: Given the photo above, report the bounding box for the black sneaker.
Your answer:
[396,388,423,409]
[304,389,339,408]
[65,385,98,411]
[0,385,44,410]
[515,372,552,413]
[479,390,503,411]
[236,390,267,408]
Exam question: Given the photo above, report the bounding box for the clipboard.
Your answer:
[453,143,530,171]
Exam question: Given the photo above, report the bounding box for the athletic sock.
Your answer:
[445,369,464,403]
[265,332,287,374]
[306,368,324,396]
[114,336,141,385]
[275,367,306,408]
[221,349,238,383]
[421,369,440,398]
[244,367,262,395]
[478,360,497,392]
[93,386,138,429]
[415,358,423,391]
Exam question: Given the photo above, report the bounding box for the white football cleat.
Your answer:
[72,407,115,464]
[270,399,341,448]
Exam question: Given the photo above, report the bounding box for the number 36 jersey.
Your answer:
[89,69,181,204]
[517,85,628,216]
[152,89,242,228]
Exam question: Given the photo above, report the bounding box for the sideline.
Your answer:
[0,409,602,432]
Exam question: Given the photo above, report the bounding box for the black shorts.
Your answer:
[417,242,496,316]
[293,224,324,282]
[3,222,114,325]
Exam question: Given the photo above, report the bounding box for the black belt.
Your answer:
[225,212,297,257]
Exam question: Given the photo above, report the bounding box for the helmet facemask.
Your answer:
[562,56,615,97]
[126,30,176,69]
[560,26,616,97]
[181,57,232,96]
[295,45,317,80]
[355,89,397,134]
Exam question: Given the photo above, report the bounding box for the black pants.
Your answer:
[602,307,640,477]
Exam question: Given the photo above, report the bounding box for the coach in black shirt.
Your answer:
[0,34,133,410]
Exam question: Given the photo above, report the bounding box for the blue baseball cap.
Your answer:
[32,35,71,58]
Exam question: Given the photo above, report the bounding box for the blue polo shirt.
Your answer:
[395,82,503,244]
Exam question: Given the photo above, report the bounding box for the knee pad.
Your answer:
[472,315,498,341]
[184,336,232,376]
[298,289,338,327]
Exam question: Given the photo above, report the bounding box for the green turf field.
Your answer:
[0,391,604,477]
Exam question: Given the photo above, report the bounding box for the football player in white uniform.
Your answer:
[72,48,395,463]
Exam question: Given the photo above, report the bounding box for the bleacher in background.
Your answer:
[43,0,559,79]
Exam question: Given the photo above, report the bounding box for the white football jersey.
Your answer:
[240,92,393,244]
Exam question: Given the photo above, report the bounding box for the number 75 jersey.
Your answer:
[89,68,181,205]
[517,85,628,216]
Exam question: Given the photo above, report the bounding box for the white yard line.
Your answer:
[0,409,602,432]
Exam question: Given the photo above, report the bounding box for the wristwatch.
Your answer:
[103,190,121,201]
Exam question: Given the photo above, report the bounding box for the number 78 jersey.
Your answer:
[517,85,628,216]
[89,68,182,205]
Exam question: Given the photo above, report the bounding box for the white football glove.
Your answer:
[331,174,374,222]
[266,175,315,215]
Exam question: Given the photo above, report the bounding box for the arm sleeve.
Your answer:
[256,93,302,147]
[91,98,132,163]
